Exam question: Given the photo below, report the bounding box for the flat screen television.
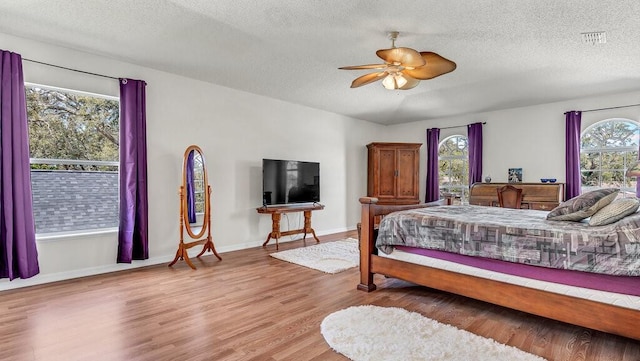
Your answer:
[262,159,320,206]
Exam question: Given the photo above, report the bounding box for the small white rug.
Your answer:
[321,305,547,361]
[269,238,359,274]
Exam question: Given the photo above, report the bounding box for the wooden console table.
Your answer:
[256,204,325,250]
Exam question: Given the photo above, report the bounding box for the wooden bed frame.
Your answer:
[358,197,640,341]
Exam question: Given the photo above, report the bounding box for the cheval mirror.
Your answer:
[169,145,221,269]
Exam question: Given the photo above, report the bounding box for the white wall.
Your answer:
[0,33,379,290]
[381,90,640,202]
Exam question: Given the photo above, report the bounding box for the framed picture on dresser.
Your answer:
[508,168,522,183]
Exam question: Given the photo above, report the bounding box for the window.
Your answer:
[439,135,469,202]
[27,84,120,235]
[580,118,639,197]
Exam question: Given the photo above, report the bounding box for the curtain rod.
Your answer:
[23,58,119,80]
[565,103,640,114]
[440,121,486,130]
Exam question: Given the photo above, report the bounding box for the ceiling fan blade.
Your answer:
[376,47,425,67]
[339,64,388,70]
[350,72,387,88]
[398,74,420,90]
[403,52,457,80]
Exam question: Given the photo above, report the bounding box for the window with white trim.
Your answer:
[438,135,469,203]
[26,84,120,235]
[580,118,639,197]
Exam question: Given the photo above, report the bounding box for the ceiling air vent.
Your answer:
[581,31,606,45]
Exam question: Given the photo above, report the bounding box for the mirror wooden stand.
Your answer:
[169,145,221,269]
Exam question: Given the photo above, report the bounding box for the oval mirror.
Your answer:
[183,145,209,240]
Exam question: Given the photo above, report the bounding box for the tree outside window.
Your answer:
[439,135,469,203]
[580,118,639,197]
[26,84,120,234]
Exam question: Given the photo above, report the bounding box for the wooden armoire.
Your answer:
[367,142,421,205]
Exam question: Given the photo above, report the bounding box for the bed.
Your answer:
[357,196,640,341]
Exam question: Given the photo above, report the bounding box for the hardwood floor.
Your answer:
[1,231,639,361]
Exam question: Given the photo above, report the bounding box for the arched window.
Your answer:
[439,135,469,202]
[580,118,640,196]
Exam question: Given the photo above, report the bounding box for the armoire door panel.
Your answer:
[378,149,396,197]
[396,148,418,199]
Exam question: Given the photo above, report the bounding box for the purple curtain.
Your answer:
[117,78,149,263]
[186,150,196,223]
[467,122,483,186]
[0,50,40,280]
[565,111,582,200]
[425,128,440,203]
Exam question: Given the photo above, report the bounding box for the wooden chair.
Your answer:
[497,185,523,209]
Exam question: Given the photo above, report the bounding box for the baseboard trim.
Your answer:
[0,226,356,292]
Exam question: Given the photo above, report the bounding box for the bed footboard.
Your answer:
[358,197,436,291]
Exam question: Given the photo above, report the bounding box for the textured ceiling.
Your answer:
[1,0,639,125]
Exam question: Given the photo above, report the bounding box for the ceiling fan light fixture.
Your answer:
[382,73,407,90]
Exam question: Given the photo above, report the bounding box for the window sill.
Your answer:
[36,227,118,241]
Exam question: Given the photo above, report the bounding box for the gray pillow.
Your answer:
[588,198,640,226]
[546,188,619,221]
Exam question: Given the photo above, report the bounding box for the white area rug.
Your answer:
[269,238,359,274]
[321,305,547,361]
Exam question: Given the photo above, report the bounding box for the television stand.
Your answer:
[256,203,325,250]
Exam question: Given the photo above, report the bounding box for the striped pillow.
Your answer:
[547,188,619,221]
[588,198,640,226]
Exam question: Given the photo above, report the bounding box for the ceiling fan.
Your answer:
[339,31,456,90]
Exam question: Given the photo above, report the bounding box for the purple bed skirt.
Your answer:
[395,246,640,297]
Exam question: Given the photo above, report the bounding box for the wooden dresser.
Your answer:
[469,182,564,211]
[367,142,421,205]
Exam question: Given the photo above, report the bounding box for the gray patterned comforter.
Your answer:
[376,205,640,276]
